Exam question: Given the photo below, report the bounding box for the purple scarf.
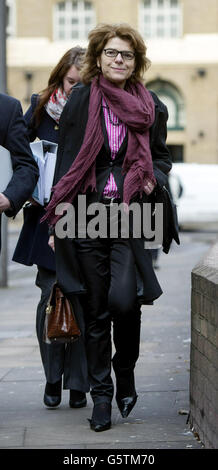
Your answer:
[42,74,156,226]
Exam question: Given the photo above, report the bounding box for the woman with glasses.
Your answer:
[43,23,173,432]
[13,47,89,410]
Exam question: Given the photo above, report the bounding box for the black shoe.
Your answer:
[116,392,138,418]
[89,402,111,432]
[44,379,62,408]
[69,390,87,408]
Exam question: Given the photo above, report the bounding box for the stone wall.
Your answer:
[190,241,218,448]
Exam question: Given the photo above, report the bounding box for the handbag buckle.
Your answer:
[46,305,52,314]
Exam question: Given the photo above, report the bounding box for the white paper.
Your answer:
[0,145,13,193]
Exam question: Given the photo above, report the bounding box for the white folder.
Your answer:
[0,145,13,193]
[30,140,58,206]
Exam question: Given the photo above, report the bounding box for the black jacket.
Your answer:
[12,94,58,271]
[54,86,171,188]
[0,93,39,251]
[53,84,175,304]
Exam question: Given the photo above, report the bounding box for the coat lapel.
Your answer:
[101,108,110,156]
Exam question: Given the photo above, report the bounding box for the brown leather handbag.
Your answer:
[45,283,81,343]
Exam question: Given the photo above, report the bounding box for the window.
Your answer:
[6,0,16,37]
[147,79,185,130]
[54,1,95,40]
[139,0,182,38]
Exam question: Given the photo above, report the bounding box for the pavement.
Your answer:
[0,226,217,451]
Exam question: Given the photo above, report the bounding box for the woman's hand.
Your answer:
[144,180,156,195]
[48,235,55,252]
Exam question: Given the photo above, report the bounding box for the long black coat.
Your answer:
[0,93,39,251]
[54,84,173,304]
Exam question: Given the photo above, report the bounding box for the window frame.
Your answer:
[6,0,16,37]
[53,0,95,41]
[139,0,182,39]
[147,79,185,130]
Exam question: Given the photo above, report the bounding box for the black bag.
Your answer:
[150,185,180,253]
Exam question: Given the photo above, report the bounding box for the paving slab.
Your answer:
[0,428,25,448]
[21,415,195,448]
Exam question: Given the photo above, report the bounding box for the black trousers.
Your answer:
[35,266,89,391]
[74,237,141,404]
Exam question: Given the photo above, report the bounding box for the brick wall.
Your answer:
[190,242,218,448]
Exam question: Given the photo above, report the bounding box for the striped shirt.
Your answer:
[102,97,127,198]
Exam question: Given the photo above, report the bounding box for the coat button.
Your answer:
[109,162,113,166]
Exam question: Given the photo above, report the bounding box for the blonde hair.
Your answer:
[80,23,151,85]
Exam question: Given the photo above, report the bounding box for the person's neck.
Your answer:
[103,76,126,89]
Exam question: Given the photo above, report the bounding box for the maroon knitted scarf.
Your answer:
[42,74,156,226]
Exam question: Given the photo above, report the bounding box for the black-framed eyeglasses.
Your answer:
[104,48,135,61]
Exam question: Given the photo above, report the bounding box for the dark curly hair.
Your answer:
[80,23,151,85]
